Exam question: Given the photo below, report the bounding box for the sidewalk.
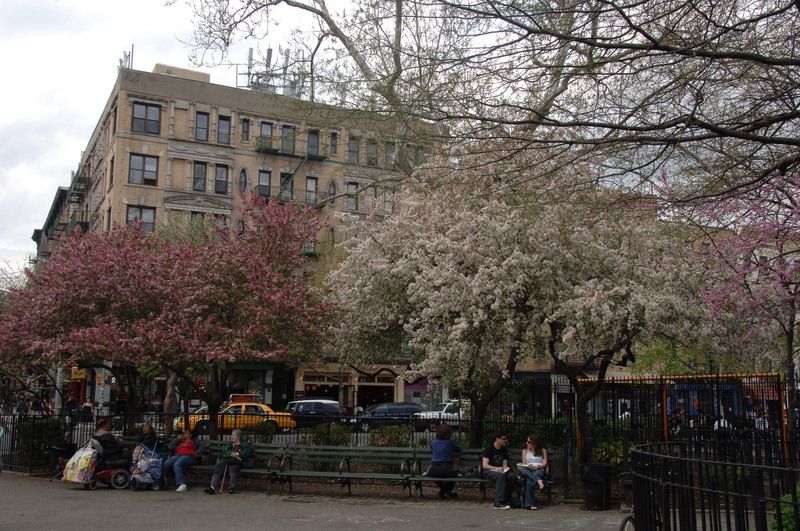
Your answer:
[0,472,626,531]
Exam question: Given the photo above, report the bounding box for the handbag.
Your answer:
[62,442,97,484]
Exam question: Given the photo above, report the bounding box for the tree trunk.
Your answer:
[469,395,488,448]
[204,363,229,439]
[784,307,797,466]
[162,369,179,438]
[575,390,594,464]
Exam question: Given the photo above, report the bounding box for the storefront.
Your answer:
[294,363,406,413]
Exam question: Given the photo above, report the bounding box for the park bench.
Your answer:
[274,445,417,495]
[410,447,554,503]
[190,439,285,490]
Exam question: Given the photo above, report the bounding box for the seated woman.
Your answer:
[91,417,125,469]
[427,423,461,499]
[138,422,158,449]
[161,429,205,492]
[517,433,548,510]
[204,429,253,495]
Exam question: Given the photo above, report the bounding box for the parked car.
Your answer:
[413,400,469,432]
[286,399,345,428]
[175,399,295,433]
[353,402,424,432]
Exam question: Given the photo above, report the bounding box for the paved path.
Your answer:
[0,472,626,531]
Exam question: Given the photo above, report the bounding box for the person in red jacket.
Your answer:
[161,429,205,492]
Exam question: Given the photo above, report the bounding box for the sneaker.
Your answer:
[493,502,511,510]
[227,489,238,494]
[151,484,160,491]
[176,484,188,492]
[204,487,216,495]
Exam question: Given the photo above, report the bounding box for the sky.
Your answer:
[0,0,277,270]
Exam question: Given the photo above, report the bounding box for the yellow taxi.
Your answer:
[176,395,296,432]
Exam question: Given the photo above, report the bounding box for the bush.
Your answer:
[772,483,800,531]
[310,423,351,446]
[14,417,67,468]
[242,421,276,443]
[594,439,625,466]
[369,425,412,447]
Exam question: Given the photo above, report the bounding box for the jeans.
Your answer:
[518,466,545,508]
[428,462,457,495]
[210,459,242,491]
[482,469,515,504]
[162,454,197,487]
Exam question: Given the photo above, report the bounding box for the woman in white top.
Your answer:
[517,434,548,510]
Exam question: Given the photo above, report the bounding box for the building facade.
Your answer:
[32,64,431,412]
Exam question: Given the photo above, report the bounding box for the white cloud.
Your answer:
[0,0,264,266]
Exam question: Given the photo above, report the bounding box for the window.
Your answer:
[329,132,338,155]
[258,169,271,197]
[346,182,358,211]
[308,130,320,156]
[218,116,231,144]
[128,154,158,186]
[306,176,317,204]
[196,112,209,141]
[347,136,360,164]
[385,142,396,168]
[302,241,316,255]
[215,165,228,194]
[132,102,160,135]
[260,121,273,139]
[327,181,337,204]
[191,211,204,224]
[757,255,769,281]
[279,172,294,201]
[281,125,295,154]
[108,156,114,191]
[238,169,248,194]
[366,140,378,166]
[383,191,392,211]
[126,205,155,233]
[193,162,207,191]
[241,118,250,142]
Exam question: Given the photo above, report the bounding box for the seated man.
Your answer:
[204,429,253,494]
[481,431,516,510]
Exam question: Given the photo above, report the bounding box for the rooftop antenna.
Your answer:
[119,44,134,70]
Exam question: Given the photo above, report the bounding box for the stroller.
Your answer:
[130,443,163,490]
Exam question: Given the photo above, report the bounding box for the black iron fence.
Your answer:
[631,442,800,531]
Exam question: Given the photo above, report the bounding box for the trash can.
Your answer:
[581,463,613,510]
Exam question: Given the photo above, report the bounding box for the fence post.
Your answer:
[563,416,572,497]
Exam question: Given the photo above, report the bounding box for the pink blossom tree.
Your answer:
[0,195,328,424]
[684,175,800,461]
[328,146,692,457]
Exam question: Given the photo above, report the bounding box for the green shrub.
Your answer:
[242,421,276,443]
[594,439,625,466]
[14,417,67,468]
[369,425,412,447]
[772,484,800,531]
[310,423,351,446]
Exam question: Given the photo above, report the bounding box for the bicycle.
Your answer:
[618,470,635,530]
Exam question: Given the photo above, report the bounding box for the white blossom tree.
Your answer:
[328,144,694,457]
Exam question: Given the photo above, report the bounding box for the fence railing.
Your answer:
[631,442,800,531]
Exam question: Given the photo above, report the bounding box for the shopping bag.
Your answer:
[62,444,97,484]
